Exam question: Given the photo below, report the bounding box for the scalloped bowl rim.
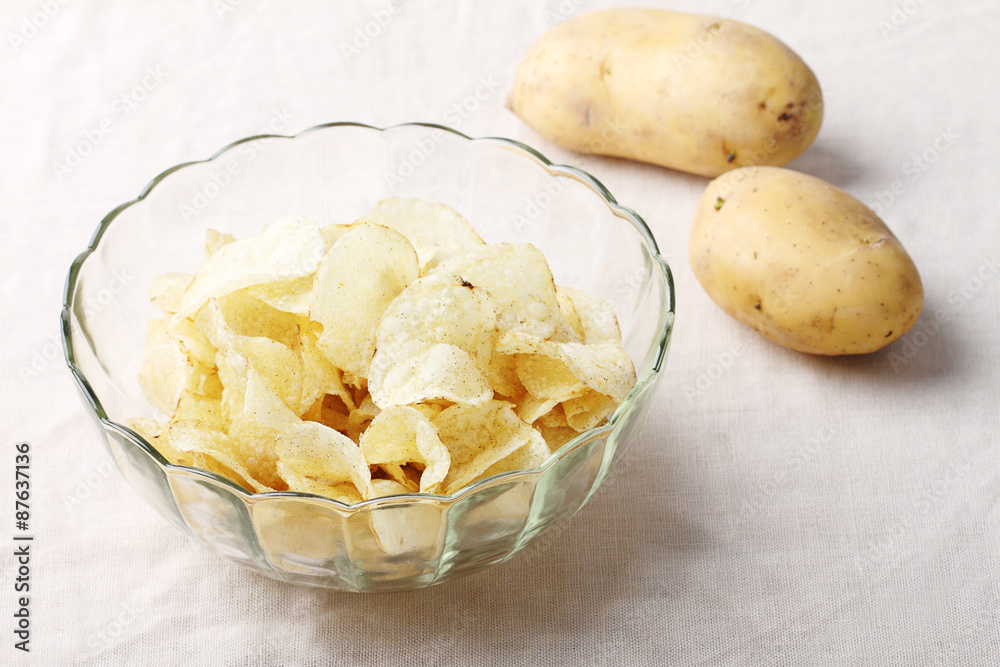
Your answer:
[61,121,675,511]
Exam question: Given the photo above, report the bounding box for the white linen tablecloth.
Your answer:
[2,0,998,664]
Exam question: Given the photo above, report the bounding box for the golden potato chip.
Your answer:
[197,299,303,413]
[149,272,193,315]
[173,389,225,430]
[246,276,313,317]
[562,389,620,432]
[298,322,354,415]
[427,242,560,339]
[478,426,550,479]
[556,286,623,345]
[204,228,236,257]
[513,353,585,402]
[214,349,298,488]
[320,223,353,249]
[166,316,217,369]
[136,199,638,503]
[496,331,636,403]
[359,197,484,271]
[535,423,580,452]
[433,400,542,494]
[553,286,585,343]
[213,291,302,349]
[275,421,372,499]
[176,214,326,320]
[165,421,272,492]
[369,279,497,408]
[126,417,192,465]
[310,222,420,378]
[514,393,561,425]
[372,344,492,409]
[360,405,450,494]
[276,461,363,503]
[488,352,523,399]
[137,319,214,414]
[370,479,411,498]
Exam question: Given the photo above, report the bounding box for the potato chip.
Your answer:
[136,199,638,504]
[214,349,298,489]
[426,242,561,339]
[496,331,636,403]
[164,421,271,492]
[197,299,303,413]
[556,286,623,345]
[176,214,326,321]
[298,321,354,415]
[320,223,353,249]
[478,426,550,479]
[246,276,313,317]
[275,421,372,499]
[358,197,483,271]
[487,352,523,399]
[368,279,496,408]
[433,400,542,494]
[166,316,217,369]
[309,223,420,378]
[514,393,562,425]
[204,228,236,257]
[276,463,364,504]
[137,319,215,414]
[553,286,585,343]
[213,291,302,349]
[360,406,450,494]
[513,353,585,401]
[562,389,621,432]
[535,423,580,452]
[370,479,411,498]
[149,272,193,315]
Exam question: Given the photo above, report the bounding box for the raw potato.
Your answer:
[508,9,823,177]
[689,167,923,355]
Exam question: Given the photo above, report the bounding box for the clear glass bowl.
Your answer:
[61,122,675,591]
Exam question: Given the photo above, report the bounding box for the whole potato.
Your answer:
[508,9,823,177]
[689,167,923,355]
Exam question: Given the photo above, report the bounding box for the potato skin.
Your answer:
[689,167,923,355]
[508,9,823,178]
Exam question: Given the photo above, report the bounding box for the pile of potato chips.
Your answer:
[129,198,636,503]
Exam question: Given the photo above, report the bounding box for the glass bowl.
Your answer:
[61,122,675,592]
